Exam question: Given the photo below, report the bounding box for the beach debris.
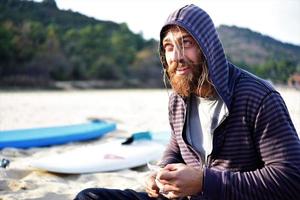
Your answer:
[0,158,10,169]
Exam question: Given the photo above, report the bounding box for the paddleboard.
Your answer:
[0,121,116,149]
[30,139,166,174]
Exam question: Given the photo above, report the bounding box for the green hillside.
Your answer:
[217,25,300,83]
[0,0,299,88]
[218,25,300,66]
[0,0,161,88]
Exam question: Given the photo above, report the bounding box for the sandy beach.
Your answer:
[0,88,299,200]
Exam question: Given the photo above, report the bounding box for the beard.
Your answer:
[167,60,201,97]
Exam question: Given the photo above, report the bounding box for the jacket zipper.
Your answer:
[179,95,229,167]
[206,113,228,167]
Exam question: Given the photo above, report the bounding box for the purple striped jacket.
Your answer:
[159,4,300,200]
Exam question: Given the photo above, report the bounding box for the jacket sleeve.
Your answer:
[160,95,184,166]
[203,92,300,200]
[160,129,184,166]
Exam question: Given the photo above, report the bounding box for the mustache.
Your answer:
[168,59,195,73]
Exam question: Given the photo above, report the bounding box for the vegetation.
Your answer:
[0,0,299,88]
[218,25,300,83]
[0,0,162,88]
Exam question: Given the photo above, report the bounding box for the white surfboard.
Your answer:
[30,139,166,174]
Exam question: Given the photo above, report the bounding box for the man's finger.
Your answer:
[146,187,159,198]
[145,173,160,197]
[164,163,180,171]
[157,169,175,181]
[162,183,180,193]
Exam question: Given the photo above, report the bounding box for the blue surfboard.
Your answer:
[0,121,116,149]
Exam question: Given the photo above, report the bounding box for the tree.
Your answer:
[88,57,120,80]
[42,0,57,8]
[255,60,297,83]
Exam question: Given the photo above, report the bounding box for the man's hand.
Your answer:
[157,163,203,198]
[145,172,160,198]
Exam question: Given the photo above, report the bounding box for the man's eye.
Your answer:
[164,44,173,51]
[183,40,193,48]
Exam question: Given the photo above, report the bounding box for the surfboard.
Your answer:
[0,121,116,149]
[29,131,170,174]
[30,139,166,174]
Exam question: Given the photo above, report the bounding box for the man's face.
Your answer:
[162,27,204,97]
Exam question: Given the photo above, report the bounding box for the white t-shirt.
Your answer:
[186,95,228,164]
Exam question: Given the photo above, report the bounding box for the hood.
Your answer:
[159,4,238,109]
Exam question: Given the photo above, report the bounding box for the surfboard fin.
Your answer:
[122,131,152,145]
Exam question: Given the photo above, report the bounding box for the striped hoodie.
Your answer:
[159,4,300,200]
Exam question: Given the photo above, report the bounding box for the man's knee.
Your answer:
[74,188,151,200]
[74,188,103,200]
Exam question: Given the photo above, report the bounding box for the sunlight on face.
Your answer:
[161,26,215,98]
[162,27,203,76]
[162,26,204,97]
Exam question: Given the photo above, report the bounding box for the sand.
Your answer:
[0,88,299,200]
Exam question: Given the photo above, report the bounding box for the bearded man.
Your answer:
[75,4,300,200]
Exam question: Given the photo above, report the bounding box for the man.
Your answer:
[75,4,300,200]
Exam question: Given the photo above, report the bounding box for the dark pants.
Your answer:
[74,188,188,200]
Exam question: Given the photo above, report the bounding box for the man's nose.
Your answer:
[171,47,184,62]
